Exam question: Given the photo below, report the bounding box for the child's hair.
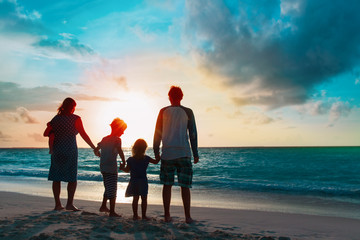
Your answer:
[110,118,127,132]
[132,139,148,159]
[58,97,76,115]
[168,86,183,101]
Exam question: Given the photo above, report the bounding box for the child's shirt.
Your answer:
[98,135,121,174]
[126,156,151,180]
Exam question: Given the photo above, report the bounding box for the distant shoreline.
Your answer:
[1,145,359,149]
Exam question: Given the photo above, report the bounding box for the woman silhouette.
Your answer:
[44,97,96,211]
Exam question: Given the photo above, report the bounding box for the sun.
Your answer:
[93,91,159,148]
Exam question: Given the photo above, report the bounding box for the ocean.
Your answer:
[0,147,359,219]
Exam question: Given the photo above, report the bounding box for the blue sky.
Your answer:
[0,0,359,147]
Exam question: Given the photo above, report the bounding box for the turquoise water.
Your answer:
[0,147,359,218]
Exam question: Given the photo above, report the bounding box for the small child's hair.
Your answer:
[132,139,148,159]
[110,118,127,132]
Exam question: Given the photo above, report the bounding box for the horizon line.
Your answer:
[0,145,359,149]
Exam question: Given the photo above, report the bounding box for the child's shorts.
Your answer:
[160,157,193,188]
[102,172,118,199]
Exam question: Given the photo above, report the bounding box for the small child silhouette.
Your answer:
[94,118,127,217]
[120,139,160,220]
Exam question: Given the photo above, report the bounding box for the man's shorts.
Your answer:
[160,157,193,188]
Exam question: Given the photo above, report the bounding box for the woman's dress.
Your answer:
[48,114,80,182]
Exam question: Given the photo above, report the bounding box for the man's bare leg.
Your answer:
[181,186,193,223]
[163,185,172,222]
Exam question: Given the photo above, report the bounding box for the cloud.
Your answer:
[297,100,331,116]
[242,112,275,125]
[0,131,12,142]
[28,133,47,143]
[114,76,129,90]
[329,101,352,124]
[184,0,360,108]
[131,25,157,42]
[0,0,97,62]
[33,35,97,62]
[0,81,120,112]
[227,110,275,125]
[297,99,353,126]
[17,107,39,123]
[0,107,38,124]
[206,106,221,112]
[83,62,129,91]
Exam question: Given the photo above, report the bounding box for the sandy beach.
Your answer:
[1,191,359,239]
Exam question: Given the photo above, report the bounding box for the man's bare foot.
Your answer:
[186,217,194,224]
[142,216,151,221]
[109,212,121,217]
[54,205,65,211]
[133,215,141,220]
[164,215,172,222]
[65,205,80,211]
[99,206,110,213]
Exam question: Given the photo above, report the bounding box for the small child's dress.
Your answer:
[125,155,151,197]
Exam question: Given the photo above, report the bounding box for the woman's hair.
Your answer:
[168,86,183,101]
[132,139,148,159]
[110,118,127,133]
[57,98,76,115]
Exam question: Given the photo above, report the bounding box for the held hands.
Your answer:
[93,149,100,157]
[119,163,125,171]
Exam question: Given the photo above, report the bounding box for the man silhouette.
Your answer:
[153,86,199,223]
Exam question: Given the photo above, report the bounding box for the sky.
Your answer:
[0,0,359,148]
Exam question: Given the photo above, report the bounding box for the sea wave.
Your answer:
[1,147,360,201]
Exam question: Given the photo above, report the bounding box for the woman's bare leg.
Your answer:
[65,181,79,211]
[52,181,64,210]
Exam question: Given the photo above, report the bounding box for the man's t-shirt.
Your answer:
[153,105,198,160]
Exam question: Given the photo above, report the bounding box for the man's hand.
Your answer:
[155,154,161,161]
[194,157,199,164]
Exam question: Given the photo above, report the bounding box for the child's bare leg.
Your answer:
[132,196,141,220]
[52,181,64,210]
[109,197,120,217]
[141,195,150,220]
[65,181,79,211]
[99,197,110,212]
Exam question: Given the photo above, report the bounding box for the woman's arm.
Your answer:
[43,122,52,137]
[93,146,101,157]
[75,118,96,149]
